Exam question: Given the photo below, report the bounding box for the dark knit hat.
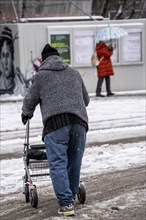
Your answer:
[1,27,13,42]
[41,44,59,61]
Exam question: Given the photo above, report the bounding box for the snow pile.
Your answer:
[0,93,145,196]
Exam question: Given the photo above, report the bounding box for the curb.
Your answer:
[0,90,145,103]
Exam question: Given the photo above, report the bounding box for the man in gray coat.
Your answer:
[21,44,89,216]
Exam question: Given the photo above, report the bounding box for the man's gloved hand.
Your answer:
[21,113,32,125]
[108,44,114,51]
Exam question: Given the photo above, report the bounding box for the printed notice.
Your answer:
[111,40,119,63]
[51,34,70,64]
[74,29,95,66]
[122,30,142,62]
[74,35,94,65]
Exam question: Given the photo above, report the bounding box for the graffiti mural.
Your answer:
[0,26,32,96]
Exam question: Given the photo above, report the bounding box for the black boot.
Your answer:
[107,92,115,96]
[105,76,114,96]
[96,78,104,97]
[96,94,105,97]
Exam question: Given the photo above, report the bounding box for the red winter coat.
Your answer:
[96,43,114,78]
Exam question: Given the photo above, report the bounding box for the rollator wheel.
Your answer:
[30,187,38,208]
[25,183,30,203]
[24,173,29,203]
[77,182,86,204]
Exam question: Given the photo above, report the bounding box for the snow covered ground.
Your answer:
[0,91,146,196]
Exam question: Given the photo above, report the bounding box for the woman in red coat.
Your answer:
[95,41,115,97]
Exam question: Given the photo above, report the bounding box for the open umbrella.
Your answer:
[95,26,127,43]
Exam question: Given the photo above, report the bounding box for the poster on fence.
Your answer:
[122,28,142,63]
[73,29,95,66]
[50,34,71,64]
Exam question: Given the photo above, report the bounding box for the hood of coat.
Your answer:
[39,55,68,72]
[96,43,107,51]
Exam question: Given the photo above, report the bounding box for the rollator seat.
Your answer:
[30,144,45,149]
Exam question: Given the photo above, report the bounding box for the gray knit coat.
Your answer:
[22,55,90,126]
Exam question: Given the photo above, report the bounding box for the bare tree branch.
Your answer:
[101,0,111,18]
[127,0,136,19]
[91,0,146,20]
[21,0,27,18]
[138,0,146,18]
[114,0,127,20]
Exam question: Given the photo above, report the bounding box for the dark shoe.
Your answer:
[96,94,105,97]
[107,92,115,96]
[58,204,75,216]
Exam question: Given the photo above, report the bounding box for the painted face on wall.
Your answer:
[1,41,12,78]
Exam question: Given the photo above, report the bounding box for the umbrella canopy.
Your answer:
[95,26,127,43]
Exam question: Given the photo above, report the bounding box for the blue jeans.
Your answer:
[44,123,86,206]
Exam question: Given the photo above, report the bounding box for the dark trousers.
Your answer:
[96,76,111,95]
